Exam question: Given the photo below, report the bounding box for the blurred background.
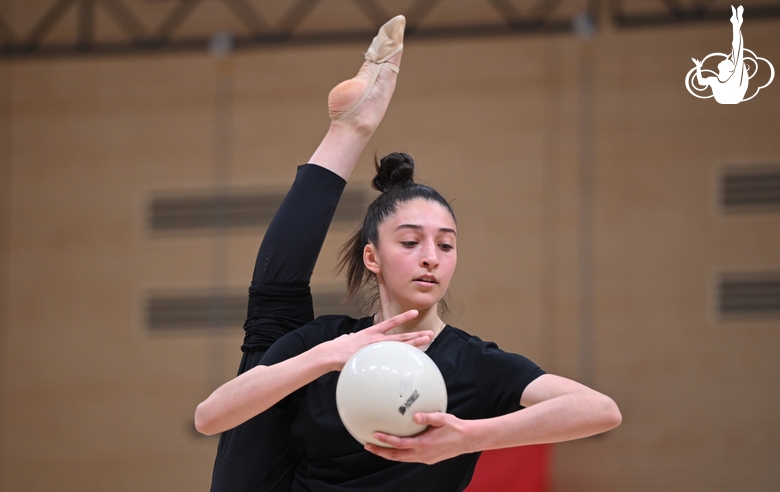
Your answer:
[0,0,778,490]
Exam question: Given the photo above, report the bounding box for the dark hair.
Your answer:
[338,152,456,306]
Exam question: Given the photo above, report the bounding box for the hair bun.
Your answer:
[372,152,415,192]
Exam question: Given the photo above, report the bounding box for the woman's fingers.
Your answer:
[363,324,432,346]
[405,334,432,348]
[358,310,419,336]
[376,309,419,333]
[326,311,435,371]
[340,309,439,353]
[364,310,435,345]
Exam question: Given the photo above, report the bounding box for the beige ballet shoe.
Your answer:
[330,15,405,122]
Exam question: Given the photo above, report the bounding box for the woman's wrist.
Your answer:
[309,339,343,373]
[461,418,495,454]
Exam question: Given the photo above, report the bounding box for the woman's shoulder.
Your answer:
[435,324,544,382]
[438,324,486,346]
[437,324,531,360]
[432,324,499,360]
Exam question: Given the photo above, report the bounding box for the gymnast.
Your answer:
[199,15,621,492]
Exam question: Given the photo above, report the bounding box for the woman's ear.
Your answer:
[363,243,381,275]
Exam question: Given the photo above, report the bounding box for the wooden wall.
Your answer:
[553,21,780,491]
[1,11,779,492]
[0,36,11,492]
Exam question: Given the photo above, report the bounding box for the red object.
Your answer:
[465,444,551,492]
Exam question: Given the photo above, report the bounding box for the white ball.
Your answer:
[336,341,448,447]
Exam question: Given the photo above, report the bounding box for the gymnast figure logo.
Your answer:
[685,5,774,104]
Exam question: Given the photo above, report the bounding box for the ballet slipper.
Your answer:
[329,15,405,122]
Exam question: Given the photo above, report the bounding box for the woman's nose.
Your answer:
[420,241,439,267]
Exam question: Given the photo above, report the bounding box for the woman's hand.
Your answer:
[319,309,432,372]
[364,412,475,465]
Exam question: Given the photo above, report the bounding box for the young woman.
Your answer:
[199,15,622,492]
[208,15,408,492]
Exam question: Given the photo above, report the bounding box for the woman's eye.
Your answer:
[439,243,454,251]
[401,241,418,247]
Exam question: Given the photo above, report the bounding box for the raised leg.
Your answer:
[209,16,406,492]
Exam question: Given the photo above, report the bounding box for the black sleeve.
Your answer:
[472,341,546,416]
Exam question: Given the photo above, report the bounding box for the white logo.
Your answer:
[685,5,774,104]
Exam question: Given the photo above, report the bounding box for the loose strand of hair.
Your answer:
[337,228,369,302]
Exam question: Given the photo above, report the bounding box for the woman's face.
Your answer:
[364,198,457,312]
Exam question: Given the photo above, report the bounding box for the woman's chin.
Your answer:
[399,294,442,312]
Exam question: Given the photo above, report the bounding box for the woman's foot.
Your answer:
[328,15,405,134]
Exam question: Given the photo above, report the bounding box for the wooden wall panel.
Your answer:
[0,49,12,489]
[553,21,780,492]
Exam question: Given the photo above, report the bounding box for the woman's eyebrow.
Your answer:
[394,224,457,236]
[394,223,422,232]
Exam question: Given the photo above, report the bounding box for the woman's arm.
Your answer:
[367,374,621,464]
[195,341,337,436]
[195,310,429,436]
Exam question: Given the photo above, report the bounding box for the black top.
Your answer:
[261,315,546,492]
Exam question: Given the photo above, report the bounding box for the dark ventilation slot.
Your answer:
[147,291,247,330]
[147,288,361,331]
[149,189,366,232]
[721,165,780,213]
[718,273,780,319]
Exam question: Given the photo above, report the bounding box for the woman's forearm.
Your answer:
[194,344,336,436]
[466,390,622,452]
